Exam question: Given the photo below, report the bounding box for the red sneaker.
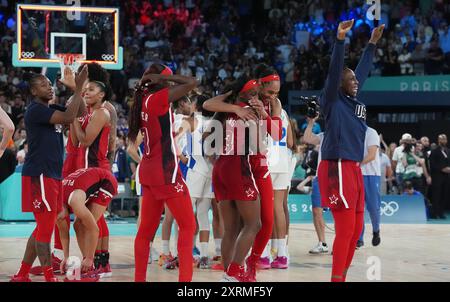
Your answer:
[10,274,31,282]
[245,256,257,282]
[29,253,63,276]
[225,266,249,282]
[29,266,43,276]
[51,254,63,274]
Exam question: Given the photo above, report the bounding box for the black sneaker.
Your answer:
[356,240,364,249]
[372,231,381,246]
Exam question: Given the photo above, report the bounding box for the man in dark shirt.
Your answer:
[429,134,450,219]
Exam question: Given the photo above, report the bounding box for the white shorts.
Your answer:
[135,163,142,196]
[186,169,214,199]
[271,172,291,190]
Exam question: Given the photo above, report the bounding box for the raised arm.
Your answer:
[321,20,353,107]
[49,65,88,125]
[354,25,384,91]
[0,107,15,158]
[72,108,110,147]
[203,92,258,122]
[140,74,198,103]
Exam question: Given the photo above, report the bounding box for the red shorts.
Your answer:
[63,168,118,208]
[249,154,270,180]
[317,159,364,212]
[144,179,190,201]
[212,155,259,202]
[22,175,63,213]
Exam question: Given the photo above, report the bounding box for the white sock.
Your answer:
[53,248,64,259]
[278,239,287,257]
[261,242,271,258]
[272,239,279,251]
[200,242,208,258]
[162,240,170,255]
[214,239,222,256]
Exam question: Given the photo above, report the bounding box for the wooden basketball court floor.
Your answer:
[1,223,449,282]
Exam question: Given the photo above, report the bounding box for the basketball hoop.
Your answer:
[56,53,85,80]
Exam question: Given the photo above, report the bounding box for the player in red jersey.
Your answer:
[203,75,266,282]
[72,77,114,277]
[10,66,87,282]
[128,64,197,282]
[56,167,117,282]
[203,69,282,281]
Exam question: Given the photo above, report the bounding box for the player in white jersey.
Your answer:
[265,109,292,269]
[303,116,329,254]
[176,95,222,269]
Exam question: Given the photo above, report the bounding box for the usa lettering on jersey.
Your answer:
[355,104,366,120]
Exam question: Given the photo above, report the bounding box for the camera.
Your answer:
[299,96,320,118]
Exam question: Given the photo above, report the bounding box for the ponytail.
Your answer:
[128,86,144,143]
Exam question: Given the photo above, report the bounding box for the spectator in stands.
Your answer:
[392,133,412,193]
[403,180,422,196]
[425,39,445,74]
[113,135,130,183]
[16,141,27,165]
[438,22,450,67]
[398,48,414,74]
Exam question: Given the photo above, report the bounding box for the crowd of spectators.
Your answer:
[0,1,449,215]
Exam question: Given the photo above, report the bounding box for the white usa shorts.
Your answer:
[135,163,142,196]
[186,169,214,199]
[271,172,291,190]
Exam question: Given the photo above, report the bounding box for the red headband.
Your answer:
[260,74,280,83]
[240,79,259,94]
[160,65,173,76]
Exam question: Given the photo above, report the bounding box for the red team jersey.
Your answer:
[62,133,83,178]
[63,167,118,207]
[138,87,188,200]
[79,109,111,171]
[212,102,259,202]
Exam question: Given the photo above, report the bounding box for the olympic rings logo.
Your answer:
[380,201,399,216]
[21,52,35,59]
[101,54,115,61]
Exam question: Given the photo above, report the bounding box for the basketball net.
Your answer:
[56,53,85,80]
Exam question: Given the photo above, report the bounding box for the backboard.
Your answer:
[12,3,123,70]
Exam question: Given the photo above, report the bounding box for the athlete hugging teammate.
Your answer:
[317,20,384,282]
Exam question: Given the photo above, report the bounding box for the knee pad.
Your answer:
[196,199,211,231]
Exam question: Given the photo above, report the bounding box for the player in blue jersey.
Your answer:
[11,66,88,282]
[316,20,384,282]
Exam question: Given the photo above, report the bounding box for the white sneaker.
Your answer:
[220,273,239,282]
[309,242,329,254]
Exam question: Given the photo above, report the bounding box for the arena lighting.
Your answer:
[16,4,119,65]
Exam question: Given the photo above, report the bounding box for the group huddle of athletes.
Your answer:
[9,19,385,282]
